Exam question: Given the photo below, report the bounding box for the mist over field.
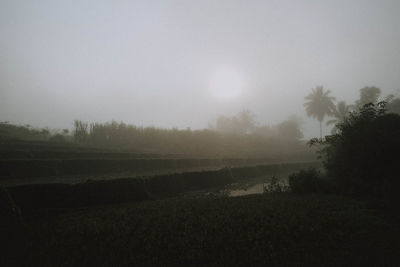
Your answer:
[1,0,400,138]
[2,2,400,266]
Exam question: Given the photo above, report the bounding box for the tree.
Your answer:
[326,101,351,133]
[215,109,256,134]
[355,86,381,108]
[234,109,256,134]
[304,86,336,139]
[277,120,303,140]
[277,116,303,140]
[215,115,233,133]
[310,102,400,199]
[73,120,89,143]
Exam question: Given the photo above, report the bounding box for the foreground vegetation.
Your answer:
[2,193,399,267]
[289,101,400,210]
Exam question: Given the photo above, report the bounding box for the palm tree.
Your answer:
[326,101,351,134]
[304,86,336,139]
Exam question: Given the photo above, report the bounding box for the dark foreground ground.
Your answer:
[2,193,399,267]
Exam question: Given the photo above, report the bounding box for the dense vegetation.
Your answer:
[2,193,399,266]
[289,87,400,208]
[312,102,400,201]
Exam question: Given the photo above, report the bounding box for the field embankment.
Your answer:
[0,158,317,185]
[5,162,319,210]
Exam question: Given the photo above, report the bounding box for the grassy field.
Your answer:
[2,193,399,266]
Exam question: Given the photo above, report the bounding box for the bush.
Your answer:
[289,168,333,194]
[311,102,400,200]
[263,175,288,193]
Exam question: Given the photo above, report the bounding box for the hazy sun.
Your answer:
[208,67,245,101]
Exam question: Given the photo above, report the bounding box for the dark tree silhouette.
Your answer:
[304,86,336,139]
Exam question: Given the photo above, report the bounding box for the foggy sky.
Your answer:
[1,0,400,138]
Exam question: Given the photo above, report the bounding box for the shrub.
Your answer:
[310,102,400,199]
[289,168,333,194]
[263,175,288,193]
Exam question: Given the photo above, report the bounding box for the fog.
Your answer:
[1,0,400,138]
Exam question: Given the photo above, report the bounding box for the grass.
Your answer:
[3,193,399,267]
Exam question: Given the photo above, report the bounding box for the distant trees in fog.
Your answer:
[73,120,89,143]
[213,110,303,141]
[215,110,256,134]
[277,118,304,140]
[0,122,51,141]
[0,122,71,143]
[304,85,400,138]
[67,118,308,158]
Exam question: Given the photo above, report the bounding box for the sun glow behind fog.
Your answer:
[208,67,246,101]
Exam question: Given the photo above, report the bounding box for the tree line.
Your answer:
[304,85,400,138]
[211,109,303,140]
[0,110,307,158]
[71,119,307,158]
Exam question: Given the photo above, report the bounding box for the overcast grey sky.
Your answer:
[1,0,400,138]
